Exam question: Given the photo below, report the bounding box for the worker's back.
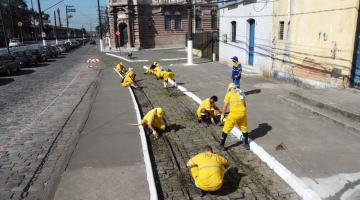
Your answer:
[190,152,227,191]
[224,91,246,114]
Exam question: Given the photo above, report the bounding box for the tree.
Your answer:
[0,0,32,38]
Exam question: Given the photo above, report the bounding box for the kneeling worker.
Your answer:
[163,69,176,88]
[115,63,126,74]
[197,96,221,125]
[187,145,229,196]
[144,62,158,75]
[141,107,168,138]
[218,84,249,150]
[121,68,138,88]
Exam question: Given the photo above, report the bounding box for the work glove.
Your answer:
[220,114,225,122]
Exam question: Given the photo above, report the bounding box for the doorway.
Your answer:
[248,19,255,65]
[118,23,128,47]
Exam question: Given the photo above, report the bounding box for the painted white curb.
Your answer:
[144,66,321,200]
[107,53,149,62]
[113,68,158,200]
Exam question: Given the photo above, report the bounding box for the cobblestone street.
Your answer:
[0,46,101,199]
[104,55,300,200]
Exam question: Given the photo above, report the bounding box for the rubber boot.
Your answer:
[216,133,228,151]
[243,132,250,150]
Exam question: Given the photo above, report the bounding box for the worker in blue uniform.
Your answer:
[231,56,242,88]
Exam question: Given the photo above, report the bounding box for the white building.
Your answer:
[219,0,273,76]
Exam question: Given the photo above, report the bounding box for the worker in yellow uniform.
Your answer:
[144,62,158,75]
[187,145,229,196]
[162,69,177,88]
[218,83,249,150]
[153,64,164,80]
[197,96,221,125]
[121,68,138,88]
[115,63,126,74]
[141,107,168,138]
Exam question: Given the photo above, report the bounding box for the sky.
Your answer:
[26,0,108,31]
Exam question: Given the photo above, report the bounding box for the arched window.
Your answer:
[211,10,217,29]
[231,21,236,42]
[164,11,172,30]
[174,11,182,30]
[195,10,202,30]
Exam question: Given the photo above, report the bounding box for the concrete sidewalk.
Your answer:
[168,62,360,200]
[54,68,150,200]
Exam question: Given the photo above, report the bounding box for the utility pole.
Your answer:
[97,0,103,51]
[0,8,10,54]
[37,0,46,46]
[57,8,62,27]
[54,11,58,44]
[30,0,38,42]
[65,5,75,42]
[187,0,193,65]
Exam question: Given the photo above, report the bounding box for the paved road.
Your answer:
[0,45,100,199]
[54,68,150,200]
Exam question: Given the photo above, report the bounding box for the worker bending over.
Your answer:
[197,96,221,125]
[121,68,138,88]
[141,107,168,138]
[163,69,177,88]
[144,62,159,75]
[153,64,164,80]
[115,63,126,75]
[218,83,249,150]
[187,145,229,196]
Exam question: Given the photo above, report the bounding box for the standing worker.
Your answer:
[218,84,250,150]
[231,56,242,88]
[141,107,168,138]
[197,96,222,125]
[187,145,229,196]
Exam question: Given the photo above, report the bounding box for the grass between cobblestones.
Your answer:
[102,54,301,200]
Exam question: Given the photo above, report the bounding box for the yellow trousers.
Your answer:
[190,167,223,192]
[222,112,248,134]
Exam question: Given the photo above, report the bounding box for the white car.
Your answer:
[9,39,23,48]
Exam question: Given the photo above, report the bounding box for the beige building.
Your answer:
[271,0,360,88]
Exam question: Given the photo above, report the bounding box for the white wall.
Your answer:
[219,1,273,74]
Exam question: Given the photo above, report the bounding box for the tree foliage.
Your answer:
[0,0,33,38]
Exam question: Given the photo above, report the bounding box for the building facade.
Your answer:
[219,0,360,89]
[218,0,273,76]
[108,0,218,49]
[272,0,360,88]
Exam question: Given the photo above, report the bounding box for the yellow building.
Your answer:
[271,0,360,88]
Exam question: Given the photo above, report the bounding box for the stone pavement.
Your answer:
[104,54,300,200]
[54,68,150,200]
[165,61,360,200]
[0,46,100,199]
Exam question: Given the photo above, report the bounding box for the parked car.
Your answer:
[38,46,50,61]
[0,54,20,75]
[9,39,23,48]
[30,49,44,63]
[47,45,59,58]
[55,45,66,54]
[12,50,38,67]
[90,40,96,45]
